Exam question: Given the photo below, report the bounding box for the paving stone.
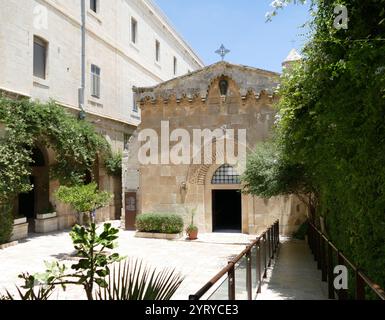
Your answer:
[0,222,246,300]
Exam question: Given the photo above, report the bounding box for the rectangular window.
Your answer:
[131,18,137,44]
[90,0,98,13]
[91,64,101,98]
[155,40,160,62]
[33,36,47,79]
[133,95,138,113]
[173,57,177,75]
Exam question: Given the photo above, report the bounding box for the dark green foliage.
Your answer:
[242,142,317,214]
[0,96,111,201]
[293,221,309,240]
[96,259,184,300]
[0,204,13,245]
[136,213,184,234]
[69,223,121,300]
[274,0,385,290]
[104,153,122,177]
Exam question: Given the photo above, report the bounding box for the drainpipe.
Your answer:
[78,0,86,120]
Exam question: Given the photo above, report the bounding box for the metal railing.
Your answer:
[308,222,385,300]
[189,221,280,300]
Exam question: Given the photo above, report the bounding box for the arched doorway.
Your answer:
[17,146,50,227]
[210,164,242,233]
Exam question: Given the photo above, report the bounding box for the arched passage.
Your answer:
[17,146,50,223]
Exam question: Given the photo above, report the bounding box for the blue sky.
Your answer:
[154,0,312,73]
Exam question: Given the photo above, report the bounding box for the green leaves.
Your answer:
[68,222,122,299]
[136,213,184,234]
[56,183,112,215]
[0,203,13,245]
[104,152,122,177]
[96,259,184,301]
[0,96,112,201]
[3,221,183,300]
[272,0,385,294]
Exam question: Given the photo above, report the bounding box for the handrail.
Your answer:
[189,220,280,300]
[308,222,385,300]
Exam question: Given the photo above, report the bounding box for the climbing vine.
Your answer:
[0,96,112,201]
[263,0,385,293]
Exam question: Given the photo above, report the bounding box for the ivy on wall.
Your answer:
[0,96,117,202]
[271,0,385,292]
[244,0,385,296]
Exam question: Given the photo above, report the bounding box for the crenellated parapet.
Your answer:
[134,61,280,106]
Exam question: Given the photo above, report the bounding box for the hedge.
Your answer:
[136,213,184,234]
[0,204,13,245]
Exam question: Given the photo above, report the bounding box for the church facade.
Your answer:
[122,61,307,235]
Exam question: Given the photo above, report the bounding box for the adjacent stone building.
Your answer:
[0,0,203,232]
[122,61,307,236]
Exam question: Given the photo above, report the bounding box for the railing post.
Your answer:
[246,248,252,300]
[270,224,275,259]
[320,236,327,282]
[228,263,236,300]
[317,232,322,270]
[277,221,280,247]
[267,228,272,267]
[327,242,335,299]
[263,234,267,278]
[356,269,366,300]
[270,225,275,260]
[310,224,315,255]
[256,239,262,293]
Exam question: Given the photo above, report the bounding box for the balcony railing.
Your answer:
[189,221,280,300]
[308,222,385,300]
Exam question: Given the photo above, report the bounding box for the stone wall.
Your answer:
[123,62,308,235]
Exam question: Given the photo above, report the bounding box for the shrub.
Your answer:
[104,153,122,177]
[293,221,308,240]
[0,204,13,245]
[136,213,184,234]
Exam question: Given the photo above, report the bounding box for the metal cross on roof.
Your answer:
[215,44,230,61]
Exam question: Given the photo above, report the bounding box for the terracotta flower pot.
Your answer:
[187,229,198,240]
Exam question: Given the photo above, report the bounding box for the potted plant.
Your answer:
[186,208,198,240]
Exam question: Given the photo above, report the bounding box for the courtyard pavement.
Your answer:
[0,223,328,300]
[0,221,251,300]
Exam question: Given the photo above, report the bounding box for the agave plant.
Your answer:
[96,259,184,300]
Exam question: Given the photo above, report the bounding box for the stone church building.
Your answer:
[122,60,307,236]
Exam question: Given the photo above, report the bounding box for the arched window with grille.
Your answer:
[211,164,241,185]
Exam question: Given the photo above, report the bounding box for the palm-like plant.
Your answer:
[96,259,184,300]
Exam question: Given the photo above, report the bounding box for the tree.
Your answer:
[55,183,112,224]
[242,142,317,220]
[269,0,385,292]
